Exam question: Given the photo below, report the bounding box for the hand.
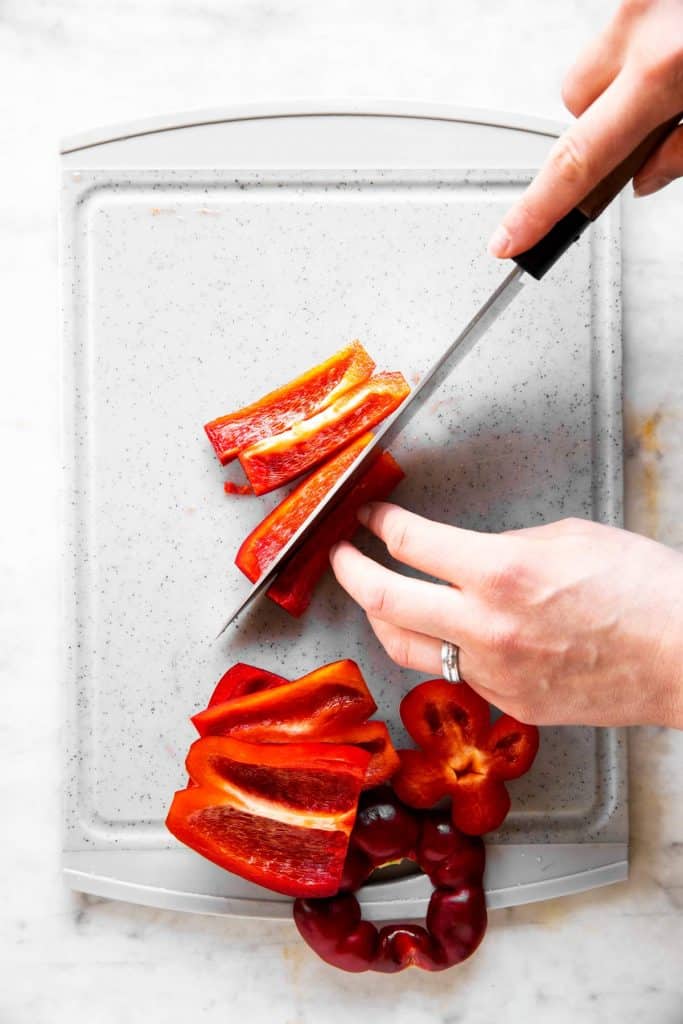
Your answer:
[489,0,683,259]
[330,504,683,728]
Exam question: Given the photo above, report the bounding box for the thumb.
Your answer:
[633,124,683,197]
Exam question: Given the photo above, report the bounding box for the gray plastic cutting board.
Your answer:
[60,103,627,919]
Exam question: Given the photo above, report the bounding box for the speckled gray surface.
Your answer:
[61,162,625,863]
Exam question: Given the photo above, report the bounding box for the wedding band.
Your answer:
[441,640,462,684]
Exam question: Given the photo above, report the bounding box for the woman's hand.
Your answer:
[488,0,683,259]
[330,504,683,728]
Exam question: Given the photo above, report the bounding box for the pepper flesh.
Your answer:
[293,788,487,972]
[167,735,370,897]
[204,340,375,465]
[192,660,377,744]
[267,449,405,617]
[393,681,540,835]
[236,433,372,583]
[239,371,410,495]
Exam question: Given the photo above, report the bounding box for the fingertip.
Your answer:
[487,224,512,259]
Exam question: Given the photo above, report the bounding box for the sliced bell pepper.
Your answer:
[167,735,370,897]
[236,433,373,583]
[293,787,487,972]
[239,371,410,495]
[321,721,399,789]
[197,663,398,788]
[192,660,377,743]
[204,341,375,465]
[267,449,405,617]
[392,681,540,835]
[207,662,288,706]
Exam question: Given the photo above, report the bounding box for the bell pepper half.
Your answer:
[392,681,540,835]
[192,659,377,744]
[239,371,410,495]
[204,340,375,465]
[266,448,405,617]
[167,735,370,897]
[235,433,372,583]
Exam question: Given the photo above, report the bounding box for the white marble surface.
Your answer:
[0,1,681,1022]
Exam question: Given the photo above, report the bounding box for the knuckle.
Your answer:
[484,554,531,598]
[384,631,413,669]
[549,133,590,187]
[488,621,520,657]
[364,581,391,617]
[385,518,411,561]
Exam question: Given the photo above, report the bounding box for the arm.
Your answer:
[330,506,683,729]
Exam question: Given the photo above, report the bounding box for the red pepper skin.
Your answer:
[207,663,288,706]
[192,660,377,743]
[235,433,372,583]
[167,735,370,898]
[239,371,410,495]
[293,790,487,973]
[205,341,375,465]
[267,449,405,617]
[393,681,540,835]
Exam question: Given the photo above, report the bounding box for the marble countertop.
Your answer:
[1,1,681,1021]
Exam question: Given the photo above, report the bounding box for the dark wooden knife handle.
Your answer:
[514,113,682,280]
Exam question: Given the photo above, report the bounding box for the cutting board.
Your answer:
[60,104,627,919]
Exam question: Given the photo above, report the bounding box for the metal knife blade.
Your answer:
[217,264,527,636]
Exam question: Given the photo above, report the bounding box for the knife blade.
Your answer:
[217,113,682,637]
[217,264,527,635]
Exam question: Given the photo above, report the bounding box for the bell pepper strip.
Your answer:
[239,371,410,495]
[236,433,373,583]
[167,735,370,897]
[207,663,289,707]
[293,787,487,972]
[392,681,540,835]
[204,341,375,465]
[266,449,405,617]
[192,660,377,744]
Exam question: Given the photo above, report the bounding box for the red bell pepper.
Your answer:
[392,681,540,835]
[198,663,398,788]
[207,662,288,706]
[192,660,377,743]
[267,449,405,617]
[167,735,370,897]
[236,433,372,583]
[239,371,410,495]
[293,787,487,972]
[322,721,399,789]
[204,341,375,465]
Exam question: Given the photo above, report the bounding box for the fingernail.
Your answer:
[634,175,671,198]
[488,224,512,258]
[329,542,341,562]
[357,504,372,525]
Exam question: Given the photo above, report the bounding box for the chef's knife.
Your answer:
[218,114,680,636]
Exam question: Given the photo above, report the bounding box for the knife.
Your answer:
[218,115,680,636]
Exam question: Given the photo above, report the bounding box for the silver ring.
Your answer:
[441,640,462,684]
